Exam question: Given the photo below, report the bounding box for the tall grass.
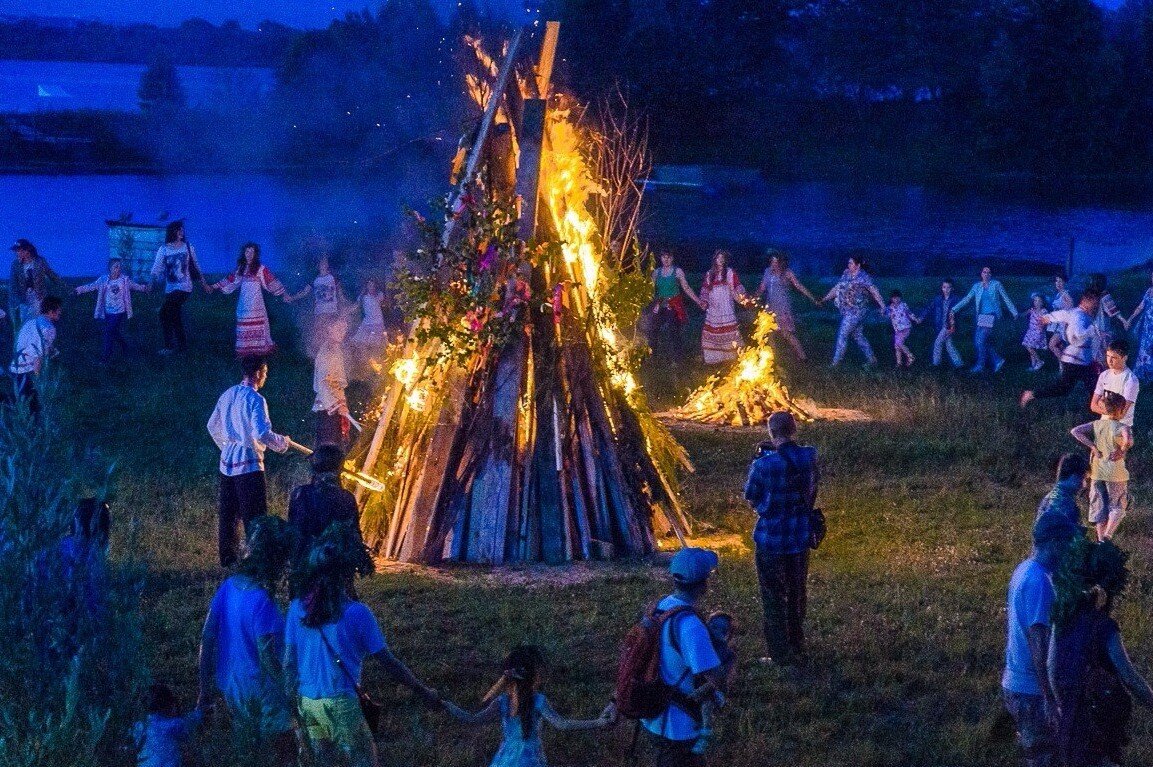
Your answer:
[33,272,1153,765]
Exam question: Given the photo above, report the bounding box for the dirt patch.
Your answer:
[372,532,748,586]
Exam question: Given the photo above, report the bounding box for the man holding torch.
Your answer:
[208,356,290,567]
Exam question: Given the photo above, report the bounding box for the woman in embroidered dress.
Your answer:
[211,242,290,357]
[1122,271,1153,380]
[752,249,818,361]
[819,255,886,366]
[699,250,747,365]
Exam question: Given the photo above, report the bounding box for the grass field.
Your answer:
[43,269,1153,766]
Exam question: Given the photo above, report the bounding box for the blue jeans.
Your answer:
[973,325,1003,370]
[101,312,128,361]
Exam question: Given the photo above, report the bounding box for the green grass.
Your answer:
[46,271,1153,766]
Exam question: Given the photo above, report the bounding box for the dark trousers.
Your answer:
[159,290,190,351]
[1033,361,1097,403]
[651,735,706,767]
[755,547,809,662]
[651,306,685,358]
[101,312,128,361]
[315,411,349,451]
[218,471,268,567]
[11,373,40,418]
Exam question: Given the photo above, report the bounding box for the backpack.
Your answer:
[615,603,697,720]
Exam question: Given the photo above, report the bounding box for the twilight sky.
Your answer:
[0,0,533,28]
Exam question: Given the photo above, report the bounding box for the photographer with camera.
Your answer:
[743,411,821,667]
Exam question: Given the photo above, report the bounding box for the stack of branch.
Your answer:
[357,263,690,565]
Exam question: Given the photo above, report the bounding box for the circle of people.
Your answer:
[9,228,1153,767]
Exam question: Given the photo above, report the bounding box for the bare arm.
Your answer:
[196,606,218,709]
[538,696,614,731]
[787,271,818,304]
[441,697,502,725]
[1126,297,1147,326]
[676,269,701,305]
[1069,422,1100,457]
[257,633,290,709]
[869,285,886,310]
[1107,631,1153,708]
[375,646,438,704]
[1027,624,1055,707]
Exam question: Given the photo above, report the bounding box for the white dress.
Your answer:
[701,268,744,364]
[215,266,286,357]
[350,292,386,347]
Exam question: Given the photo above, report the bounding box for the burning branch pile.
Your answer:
[350,28,691,565]
[671,311,812,427]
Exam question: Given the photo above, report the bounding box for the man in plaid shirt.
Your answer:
[744,411,819,665]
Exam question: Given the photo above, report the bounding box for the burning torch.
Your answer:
[285,439,386,494]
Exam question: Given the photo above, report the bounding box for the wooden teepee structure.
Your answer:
[351,24,692,565]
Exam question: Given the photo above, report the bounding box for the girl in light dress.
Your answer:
[441,645,616,767]
[349,278,389,377]
[210,242,291,357]
[1023,293,1049,371]
[752,250,818,361]
[699,250,747,365]
[290,254,348,354]
[1122,270,1153,381]
[1047,273,1074,360]
[884,289,920,367]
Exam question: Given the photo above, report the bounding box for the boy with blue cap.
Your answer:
[640,547,724,767]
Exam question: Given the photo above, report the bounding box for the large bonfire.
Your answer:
[349,26,691,565]
[671,311,811,428]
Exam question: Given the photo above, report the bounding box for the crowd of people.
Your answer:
[5,229,1153,767]
[647,248,1153,383]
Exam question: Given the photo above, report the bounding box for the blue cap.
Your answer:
[670,547,719,585]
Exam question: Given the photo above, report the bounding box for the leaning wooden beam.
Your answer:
[443,29,524,250]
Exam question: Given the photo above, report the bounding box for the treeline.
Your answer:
[556,0,1153,184]
[8,0,1153,185]
[0,17,298,67]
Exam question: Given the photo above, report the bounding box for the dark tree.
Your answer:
[138,52,186,110]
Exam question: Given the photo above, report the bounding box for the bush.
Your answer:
[0,370,148,766]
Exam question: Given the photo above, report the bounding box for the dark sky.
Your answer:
[0,0,533,28]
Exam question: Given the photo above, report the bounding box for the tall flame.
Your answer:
[673,311,811,427]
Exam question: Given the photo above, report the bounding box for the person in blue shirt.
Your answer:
[918,278,963,368]
[743,411,819,666]
[1034,453,1089,533]
[197,516,296,767]
[284,523,439,767]
[951,266,1019,374]
[1002,513,1081,767]
[640,548,725,767]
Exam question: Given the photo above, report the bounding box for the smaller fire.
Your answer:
[672,311,811,427]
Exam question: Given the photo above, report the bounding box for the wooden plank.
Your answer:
[443,29,524,250]
[536,21,560,97]
[517,98,547,241]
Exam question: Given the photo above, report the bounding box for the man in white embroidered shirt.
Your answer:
[207,356,290,567]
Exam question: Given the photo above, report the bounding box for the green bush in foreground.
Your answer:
[0,373,147,766]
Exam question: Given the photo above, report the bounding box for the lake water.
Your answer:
[0,59,275,112]
[1,173,1151,279]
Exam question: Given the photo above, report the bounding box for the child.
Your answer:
[291,254,346,352]
[349,278,387,379]
[135,683,202,767]
[75,258,150,363]
[692,612,738,756]
[1022,292,1048,371]
[1070,391,1133,541]
[313,317,350,449]
[884,289,920,367]
[441,645,615,767]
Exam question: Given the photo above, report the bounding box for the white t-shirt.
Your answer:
[104,276,128,315]
[1048,308,1098,366]
[1095,367,1139,427]
[313,273,339,316]
[10,316,56,375]
[641,596,721,742]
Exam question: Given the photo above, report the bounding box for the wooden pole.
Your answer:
[442,29,524,250]
[536,21,560,97]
